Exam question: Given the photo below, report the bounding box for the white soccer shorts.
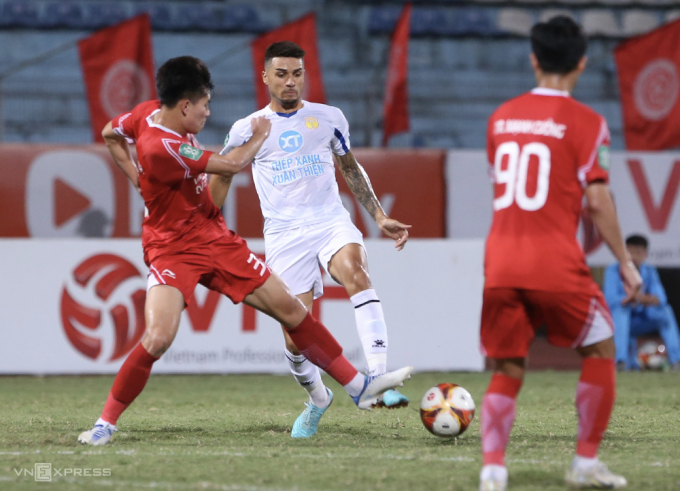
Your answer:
[264,217,364,299]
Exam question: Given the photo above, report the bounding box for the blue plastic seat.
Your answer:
[82,3,129,30]
[368,7,401,34]
[42,1,84,29]
[223,5,260,33]
[451,9,495,36]
[411,8,448,36]
[135,3,173,31]
[0,1,40,28]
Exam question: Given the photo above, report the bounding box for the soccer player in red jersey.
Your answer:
[77,57,412,446]
[478,18,641,490]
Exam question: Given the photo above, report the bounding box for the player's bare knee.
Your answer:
[142,328,174,357]
[577,337,615,359]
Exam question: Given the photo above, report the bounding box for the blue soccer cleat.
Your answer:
[352,366,413,410]
[77,418,117,446]
[376,389,410,409]
[291,388,333,438]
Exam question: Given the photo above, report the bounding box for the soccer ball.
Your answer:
[420,383,475,438]
[638,341,668,370]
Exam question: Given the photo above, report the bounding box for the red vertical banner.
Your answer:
[382,3,411,147]
[614,19,680,150]
[251,13,326,109]
[79,14,156,143]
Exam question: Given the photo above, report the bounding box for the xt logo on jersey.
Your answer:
[278,130,304,153]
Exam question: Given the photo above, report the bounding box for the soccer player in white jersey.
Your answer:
[210,41,411,438]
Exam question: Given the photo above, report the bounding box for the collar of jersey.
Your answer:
[146,109,183,137]
[531,87,570,98]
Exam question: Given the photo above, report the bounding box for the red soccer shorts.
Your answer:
[147,233,270,306]
[480,288,614,359]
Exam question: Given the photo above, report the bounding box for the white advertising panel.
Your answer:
[0,239,485,374]
[447,150,680,266]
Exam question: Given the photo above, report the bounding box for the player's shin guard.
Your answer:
[351,289,388,375]
[575,357,616,459]
[285,312,358,386]
[481,373,523,466]
[101,343,159,425]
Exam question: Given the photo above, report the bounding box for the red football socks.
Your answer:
[575,357,616,458]
[285,312,358,386]
[481,373,523,466]
[101,343,159,425]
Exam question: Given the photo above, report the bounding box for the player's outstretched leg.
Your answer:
[245,274,412,411]
[479,368,523,491]
[565,350,626,488]
[78,285,182,445]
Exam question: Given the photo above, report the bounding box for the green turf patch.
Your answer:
[0,371,678,490]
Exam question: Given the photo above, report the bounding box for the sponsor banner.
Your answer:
[0,145,446,239]
[0,239,484,374]
[447,150,680,266]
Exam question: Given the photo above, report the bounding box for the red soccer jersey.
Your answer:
[484,88,610,292]
[112,100,227,264]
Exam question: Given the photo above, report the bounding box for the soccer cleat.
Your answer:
[291,388,333,438]
[479,465,508,491]
[352,366,413,410]
[565,461,627,488]
[375,389,409,409]
[77,418,117,446]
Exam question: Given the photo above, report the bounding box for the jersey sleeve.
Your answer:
[577,115,610,188]
[330,108,351,155]
[112,111,136,143]
[151,139,213,183]
[219,119,252,156]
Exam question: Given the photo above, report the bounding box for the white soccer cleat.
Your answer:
[77,418,117,446]
[565,460,627,488]
[351,366,413,410]
[479,464,508,491]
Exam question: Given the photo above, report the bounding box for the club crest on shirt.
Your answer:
[278,130,304,153]
[179,143,203,161]
[304,116,319,130]
[598,145,610,170]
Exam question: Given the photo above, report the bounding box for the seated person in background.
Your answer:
[604,234,680,371]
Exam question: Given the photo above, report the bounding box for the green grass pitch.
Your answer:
[1,371,679,490]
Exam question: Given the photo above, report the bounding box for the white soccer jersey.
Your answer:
[220,101,352,233]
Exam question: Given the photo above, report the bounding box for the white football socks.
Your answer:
[573,455,599,471]
[343,373,366,398]
[351,289,388,375]
[285,348,329,407]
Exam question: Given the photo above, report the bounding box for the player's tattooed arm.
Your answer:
[336,151,383,221]
[102,120,141,194]
[336,151,412,251]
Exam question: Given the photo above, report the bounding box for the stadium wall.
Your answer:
[0,238,485,375]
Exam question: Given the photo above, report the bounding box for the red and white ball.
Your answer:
[420,383,475,438]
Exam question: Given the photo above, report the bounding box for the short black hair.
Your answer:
[530,16,587,75]
[156,56,214,108]
[626,234,649,249]
[264,41,305,67]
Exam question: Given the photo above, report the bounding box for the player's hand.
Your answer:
[619,260,642,305]
[377,217,411,251]
[250,116,271,139]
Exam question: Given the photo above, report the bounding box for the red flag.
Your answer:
[251,13,326,109]
[79,14,156,143]
[615,19,680,150]
[382,3,411,147]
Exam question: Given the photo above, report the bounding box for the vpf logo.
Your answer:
[278,130,304,153]
[61,254,146,361]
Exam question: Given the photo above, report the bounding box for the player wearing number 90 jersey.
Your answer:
[478,17,641,491]
[485,87,609,293]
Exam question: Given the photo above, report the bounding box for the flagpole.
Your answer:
[206,38,254,68]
